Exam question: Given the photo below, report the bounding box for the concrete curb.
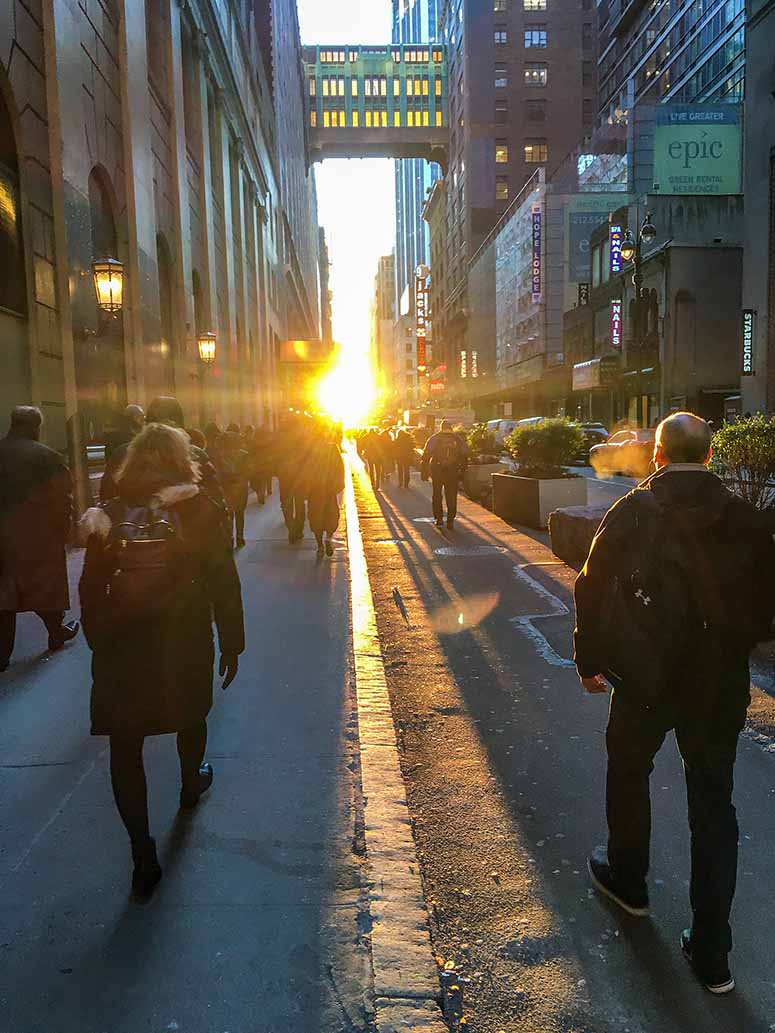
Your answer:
[344,458,447,1032]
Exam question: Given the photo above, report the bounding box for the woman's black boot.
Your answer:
[131,836,162,898]
[180,762,214,810]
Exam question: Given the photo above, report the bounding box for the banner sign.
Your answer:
[611,299,623,351]
[578,282,590,306]
[460,350,467,379]
[415,273,427,372]
[653,104,742,195]
[531,204,542,301]
[610,225,623,275]
[742,309,755,376]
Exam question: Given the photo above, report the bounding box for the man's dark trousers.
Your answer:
[279,482,306,539]
[431,468,459,524]
[606,669,748,964]
[397,461,411,488]
[0,610,65,664]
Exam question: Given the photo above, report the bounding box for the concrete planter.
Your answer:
[548,505,609,568]
[463,462,508,500]
[492,472,588,529]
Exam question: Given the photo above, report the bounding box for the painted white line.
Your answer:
[509,563,575,668]
[344,456,447,1025]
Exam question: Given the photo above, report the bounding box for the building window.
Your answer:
[310,110,317,127]
[582,60,593,87]
[392,48,401,62]
[495,140,509,163]
[433,48,443,62]
[495,99,508,123]
[494,0,508,9]
[494,29,508,44]
[0,84,27,315]
[495,75,508,88]
[351,78,358,97]
[524,28,547,47]
[582,22,593,48]
[349,50,358,63]
[320,49,345,63]
[496,176,509,201]
[435,76,442,96]
[526,98,546,121]
[583,97,593,121]
[435,110,443,127]
[525,63,548,86]
[523,0,547,8]
[352,111,359,127]
[394,77,400,97]
[524,140,548,162]
[394,111,401,127]
[309,77,316,97]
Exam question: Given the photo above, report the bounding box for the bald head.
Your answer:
[10,406,42,439]
[441,420,453,432]
[655,412,712,467]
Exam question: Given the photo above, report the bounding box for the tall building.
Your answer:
[370,254,398,403]
[597,0,746,128]
[741,0,775,413]
[435,0,597,385]
[0,0,321,501]
[393,0,441,314]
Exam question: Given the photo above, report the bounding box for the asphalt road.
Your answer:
[0,494,371,1033]
[354,458,775,1033]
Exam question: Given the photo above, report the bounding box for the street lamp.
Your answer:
[92,257,124,314]
[197,331,217,366]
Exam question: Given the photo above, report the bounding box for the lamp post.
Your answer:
[620,212,658,426]
[91,257,124,314]
[196,331,217,425]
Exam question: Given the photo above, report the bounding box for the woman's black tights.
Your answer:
[109,723,208,844]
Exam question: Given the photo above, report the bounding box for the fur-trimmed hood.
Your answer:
[80,483,200,541]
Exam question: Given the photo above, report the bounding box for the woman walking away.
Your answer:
[79,423,244,898]
[308,426,345,558]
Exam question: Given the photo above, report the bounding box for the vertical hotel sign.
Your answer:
[415,270,428,373]
[531,204,542,301]
[742,309,755,376]
[611,299,623,350]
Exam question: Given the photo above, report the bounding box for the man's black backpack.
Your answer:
[435,435,462,469]
[105,504,187,619]
[602,489,775,701]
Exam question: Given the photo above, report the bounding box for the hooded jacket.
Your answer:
[574,465,775,685]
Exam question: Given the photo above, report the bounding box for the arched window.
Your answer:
[156,234,177,363]
[0,88,26,314]
[88,167,117,260]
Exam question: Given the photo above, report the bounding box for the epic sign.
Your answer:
[653,105,741,196]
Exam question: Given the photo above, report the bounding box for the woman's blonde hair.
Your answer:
[116,423,199,485]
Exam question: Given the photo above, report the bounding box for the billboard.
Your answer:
[653,105,742,196]
[567,194,631,283]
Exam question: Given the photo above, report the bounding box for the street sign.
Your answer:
[742,309,755,376]
[610,225,623,275]
[578,283,590,306]
[611,299,623,351]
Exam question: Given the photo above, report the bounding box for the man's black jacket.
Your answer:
[574,465,775,680]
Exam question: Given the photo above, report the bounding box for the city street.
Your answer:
[3,457,775,1032]
[0,496,371,1033]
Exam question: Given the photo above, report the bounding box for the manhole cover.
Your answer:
[433,545,507,557]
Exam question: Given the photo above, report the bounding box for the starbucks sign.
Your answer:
[653,105,741,196]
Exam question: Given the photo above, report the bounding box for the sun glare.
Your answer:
[316,350,378,427]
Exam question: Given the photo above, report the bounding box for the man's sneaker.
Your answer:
[587,851,650,917]
[48,620,80,652]
[681,930,735,994]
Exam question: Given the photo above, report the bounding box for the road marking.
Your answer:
[509,563,576,669]
[344,456,447,1026]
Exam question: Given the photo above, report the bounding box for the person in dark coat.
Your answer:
[247,424,275,504]
[102,397,226,514]
[361,428,382,489]
[308,426,345,558]
[218,430,250,549]
[100,404,145,502]
[79,422,245,896]
[0,407,79,671]
[275,415,311,544]
[575,412,775,995]
[393,426,415,488]
[421,420,469,529]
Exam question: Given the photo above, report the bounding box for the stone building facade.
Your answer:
[0,0,321,469]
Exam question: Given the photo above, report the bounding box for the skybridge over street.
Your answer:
[302,44,449,170]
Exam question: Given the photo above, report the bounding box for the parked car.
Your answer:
[589,428,655,478]
[575,422,609,462]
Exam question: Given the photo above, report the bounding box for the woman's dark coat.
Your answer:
[0,432,72,613]
[79,473,245,737]
[308,441,345,537]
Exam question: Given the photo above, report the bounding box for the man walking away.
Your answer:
[361,428,381,490]
[0,407,79,671]
[276,416,309,544]
[308,425,345,558]
[394,426,415,488]
[421,420,469,529]
[219,429,250,549]
[574,412,775,995]
[100,403,145,501]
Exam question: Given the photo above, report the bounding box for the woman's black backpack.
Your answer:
[105,504,186,619]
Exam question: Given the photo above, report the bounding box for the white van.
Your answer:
[486,419,519,444]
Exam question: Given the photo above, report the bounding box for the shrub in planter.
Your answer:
[466,423,500,464]
[504,419,587,478]
[712,415,775,510]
